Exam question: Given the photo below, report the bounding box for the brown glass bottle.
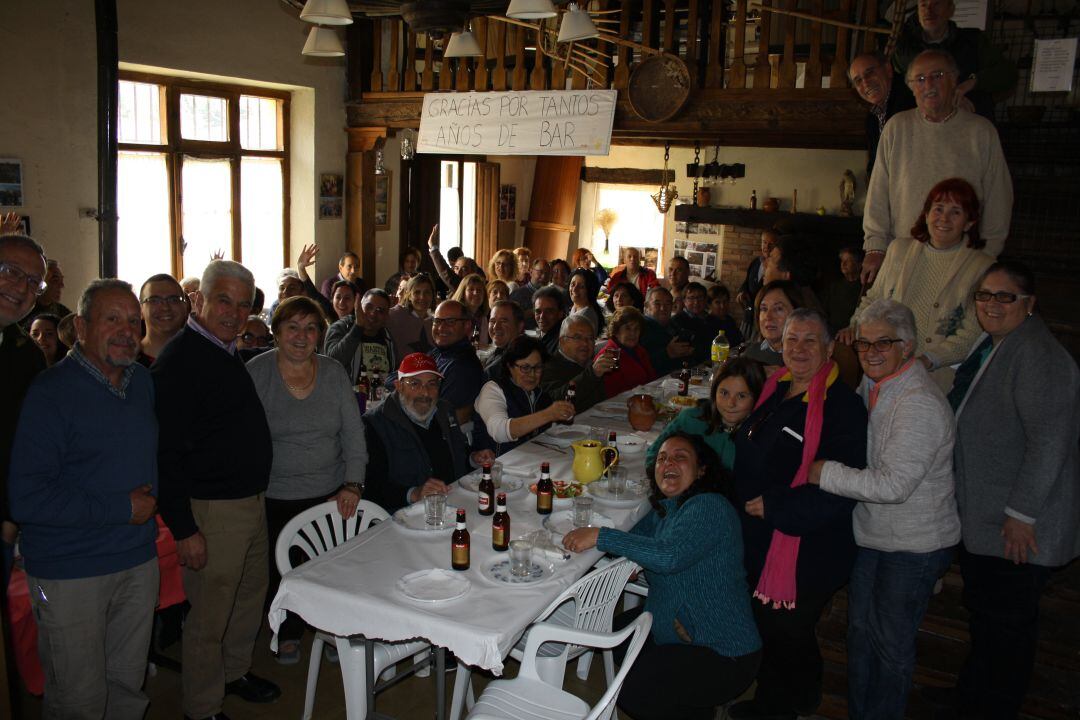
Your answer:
[678,362,691,396]
[602,431,619,469]
[536,462,554,515]
[491,493,509,551]
[451,508,470,570]
[478,463,495,516]
[560,382,577,425]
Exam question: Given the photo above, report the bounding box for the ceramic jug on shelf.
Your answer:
[571,440,619,485]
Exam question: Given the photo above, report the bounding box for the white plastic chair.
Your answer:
[275,499,429,720]
[450,557,639,719]
[465,612,653,720]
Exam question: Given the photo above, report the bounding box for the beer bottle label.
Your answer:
[478,493,491,512]
[452,542,469,566]
[492,525,506,548]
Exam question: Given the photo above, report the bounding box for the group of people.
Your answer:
[0,18,1076,720]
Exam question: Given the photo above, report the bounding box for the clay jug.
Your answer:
[627,393,658,431]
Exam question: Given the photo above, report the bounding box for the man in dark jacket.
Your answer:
[540,315,614,413]
[325,287,396,380]
[848,53,911,178]
[430,300,485,425]
[364,353,492,513]
[153,260,280,720]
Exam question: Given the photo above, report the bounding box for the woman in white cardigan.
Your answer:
[808,298,960,720]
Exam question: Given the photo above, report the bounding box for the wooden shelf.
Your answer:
[675,205,864,241]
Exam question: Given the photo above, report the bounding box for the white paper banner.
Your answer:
[1031,37,1078,93]
[417,89,617,156]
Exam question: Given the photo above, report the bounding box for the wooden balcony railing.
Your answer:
[347,0,876,147]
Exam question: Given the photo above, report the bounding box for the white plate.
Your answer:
[543,425,591,447]
[542,509,615,537]
[396,569,471,603]
[458,472,526,495]
[392,503,458,534]
[481,557,554,586]
[587,479,649,508]
[615,433,648,454]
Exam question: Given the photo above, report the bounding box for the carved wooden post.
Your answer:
[753,2,774,88]
[475,17,490,91]
[729,0,748,88]
[370,19,383,92]
[387,20,401,92]
[830,0,853,88]
[404,30,418,91]
[805,0,823,88]
[346,127,387,284]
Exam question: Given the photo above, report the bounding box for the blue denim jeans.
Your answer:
[846,545,955,720]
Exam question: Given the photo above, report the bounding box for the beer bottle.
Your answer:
[478,463,495,516]
[451,508,470,570]
[750,189,757,210]
[370,371,382,401]
[491,493,509,551]
[536,461,554,515]
[354,361,369,414]
[602,431,619,469]
[561,382,577,425]
[471,324,481,348]
[678,362,691,396]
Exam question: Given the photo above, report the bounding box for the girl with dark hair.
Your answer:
[604,280,645,313]
[646,356,766,471]
[841,177,994,390]
[29,313,67,366]
[472,336,575,455]
[563,432,762,720]
[567,267,606,337]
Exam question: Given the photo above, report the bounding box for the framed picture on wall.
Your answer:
[0,158,24,207]
[374,172,392,231]
[319,173,343,219]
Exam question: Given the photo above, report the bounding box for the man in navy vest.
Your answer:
[364,353,494,513]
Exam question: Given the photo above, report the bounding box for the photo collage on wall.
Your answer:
[674,197,720,281]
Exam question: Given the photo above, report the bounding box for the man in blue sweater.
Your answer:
[9,278,159,719]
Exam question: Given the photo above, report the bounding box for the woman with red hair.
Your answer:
[571,247,609,289]
[838,177,994,390]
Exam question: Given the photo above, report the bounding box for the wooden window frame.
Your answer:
[118,70,291,278]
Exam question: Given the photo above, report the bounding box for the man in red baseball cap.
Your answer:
[363,353,494,512]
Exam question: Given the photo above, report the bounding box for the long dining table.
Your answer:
[267,376,710,720]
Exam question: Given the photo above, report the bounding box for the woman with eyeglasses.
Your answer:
[595,307,656,399]
[646,356,765,472]
[838,178,994,391]
[247,296,367,665]
[236,316,273,352]
[935,261,1080,719]
[730,307,868,720]
[386,273,435,355]
[473,336,575,456]
[800,298,959,720]
[488,249,520,291]
[451,273,489,346]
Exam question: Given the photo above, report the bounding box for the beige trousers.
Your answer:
[182,494,268,718]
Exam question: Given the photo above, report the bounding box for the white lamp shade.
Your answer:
[558,3,598,42]
[300,0,353,25]
[302,26,345,57]
[506,0,557,19]
[444,31,484,58]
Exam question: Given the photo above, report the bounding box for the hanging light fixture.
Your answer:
[558,2,598,43]
[302,26,346,57]
[299,0,354,25]
[506,0,557,19]
[444,27,483,58]
[652,143,679,214]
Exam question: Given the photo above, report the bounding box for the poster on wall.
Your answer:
[417,89,617,156]
[673,238,719,281]
[319,173,343,219]
[374,172,392,231]
[0,159,24,207]
[499,184,516,221]
[1031,37,1078,93]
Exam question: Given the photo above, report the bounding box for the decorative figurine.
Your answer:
[840,170,857,217]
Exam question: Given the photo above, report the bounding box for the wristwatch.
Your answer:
[342,481,364,496]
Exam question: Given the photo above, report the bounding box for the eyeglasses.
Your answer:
[240,332,273,345]
[973,290,1031,304]
[514,363,543,375]
[0,262,47,296]
[400,377,440,391]
[432,317,468,328]
[563,334,594,343]
[852,337,905,353]
[909,70,952,86]
[141,295,187,307]
[362,304,389,315]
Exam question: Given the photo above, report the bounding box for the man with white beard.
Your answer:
[363,353,494,513]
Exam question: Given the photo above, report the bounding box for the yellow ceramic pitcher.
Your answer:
[571,440,619,485]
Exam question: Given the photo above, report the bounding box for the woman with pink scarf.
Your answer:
[729,308,868,720]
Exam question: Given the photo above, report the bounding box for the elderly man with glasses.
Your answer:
[861,49,1012,286]
[364,353,493,513]
[430,299,485,425]
[540,315,615,413]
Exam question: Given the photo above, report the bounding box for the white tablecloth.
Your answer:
[268,387,666,675]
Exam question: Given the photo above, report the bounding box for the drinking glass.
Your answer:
[572,496,594,528]
[490,461,504,489]
[424,493,447,527]
[608,346,621,370]
[608,467,628,497]
[509,540,532,576]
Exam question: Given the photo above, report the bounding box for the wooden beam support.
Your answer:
[581,167,677,185]
[345,127,387,283]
